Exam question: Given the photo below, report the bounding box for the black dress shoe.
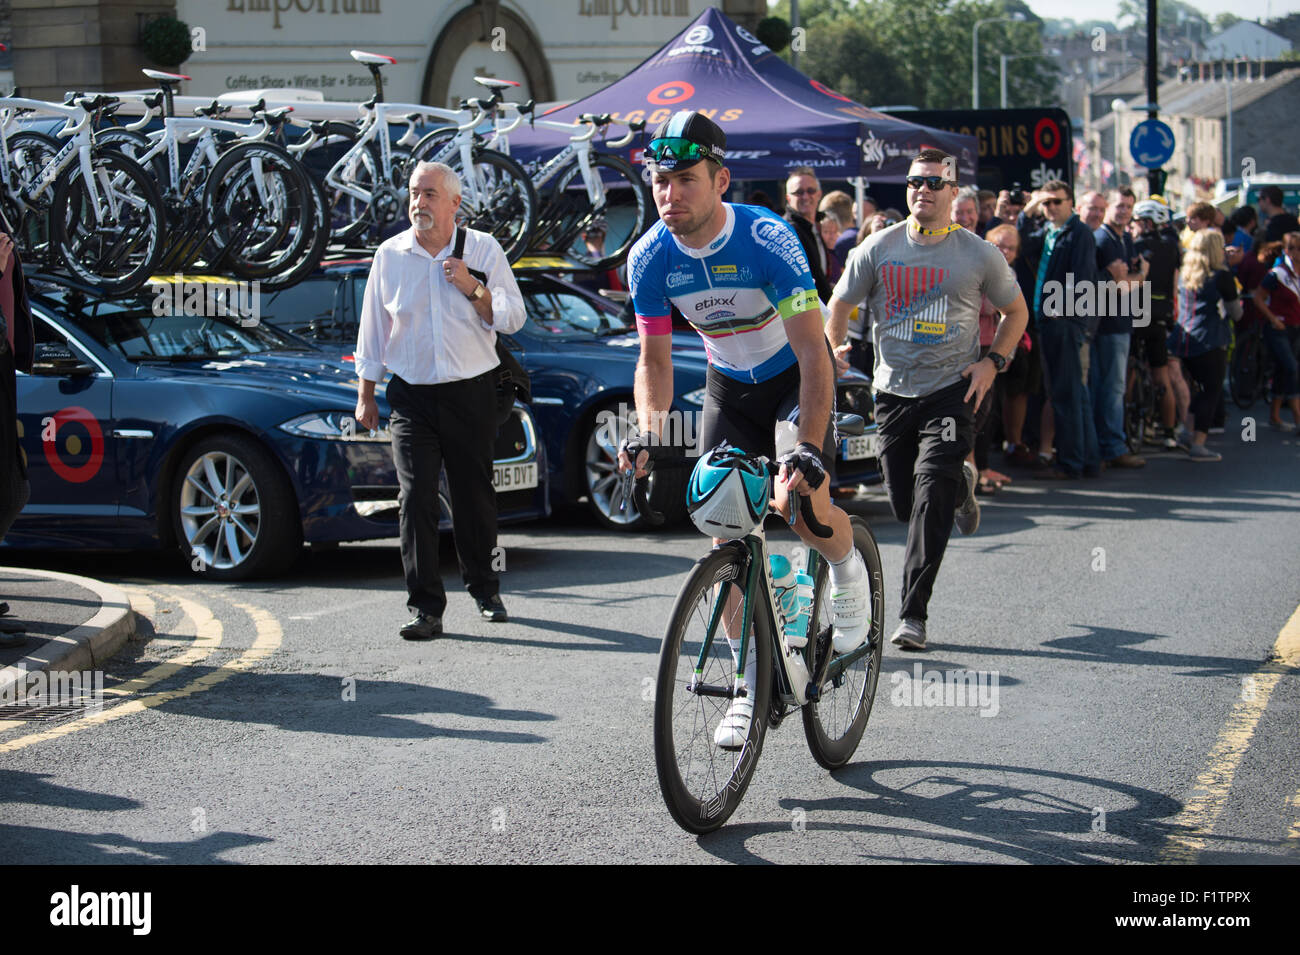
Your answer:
[476,595,508,622]
[400,614,443,640]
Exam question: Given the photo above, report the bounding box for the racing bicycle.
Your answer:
[633,419,884,834]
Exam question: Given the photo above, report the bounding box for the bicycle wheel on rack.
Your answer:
[204,141,316,280]
[454,148,536,264]
[3,131,60,259]
[801,516,883,770]
[50,149,165,295]
[551,153,649,270]
[654,544,772,834]
[253,169,331,293]
[94,127,167,185]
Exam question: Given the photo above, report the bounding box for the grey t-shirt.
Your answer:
[833,221,1020,398]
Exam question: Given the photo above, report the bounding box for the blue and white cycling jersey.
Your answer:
[628,203,821,383]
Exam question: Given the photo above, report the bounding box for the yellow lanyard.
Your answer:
[908,216,962,237]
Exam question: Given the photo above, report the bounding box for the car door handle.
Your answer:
[111,429,155,439]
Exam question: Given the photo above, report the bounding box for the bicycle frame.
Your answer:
[0,98,112,223]
[115,103,276,201]
[694,531,875,709]
[324,100,482,205]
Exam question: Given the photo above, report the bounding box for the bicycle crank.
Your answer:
[367,185,406,230]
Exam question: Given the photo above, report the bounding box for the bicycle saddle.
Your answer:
[474,76,520,90]
[143,69,191,85]
[350,50,396,66]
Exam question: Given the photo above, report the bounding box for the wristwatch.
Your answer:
[986,351,1008,373]
[467,283,486,302]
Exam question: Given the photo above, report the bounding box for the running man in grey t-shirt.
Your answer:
[827,148,1028,651]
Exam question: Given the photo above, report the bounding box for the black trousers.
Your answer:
[387,372,499,617]
[873,379,974,622]
[1183,347,1227,435]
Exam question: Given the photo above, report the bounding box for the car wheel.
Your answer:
[582,403,686,531]
[172,434,302,580]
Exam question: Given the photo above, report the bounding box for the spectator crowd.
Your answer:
[762,167,1300,487]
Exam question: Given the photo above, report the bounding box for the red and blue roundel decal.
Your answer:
[42,406,105,483]
[648,81,695,106]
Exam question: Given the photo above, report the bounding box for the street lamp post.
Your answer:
[1000,50,1058,108]
[972,14,1025,109]
[1111,98,1127,188]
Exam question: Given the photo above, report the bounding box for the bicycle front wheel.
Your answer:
[50,150,165,295]
[654,544,772,834]
[801,515,884,770]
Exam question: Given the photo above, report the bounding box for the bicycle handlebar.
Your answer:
[626,448,834,539]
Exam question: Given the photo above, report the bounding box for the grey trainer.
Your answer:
[889,618,927,651]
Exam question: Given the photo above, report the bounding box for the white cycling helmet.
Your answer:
[687,445,770,540]
[1133,198,1171,226]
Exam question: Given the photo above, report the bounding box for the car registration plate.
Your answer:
[493,462,538,490]
[839,433,879,461]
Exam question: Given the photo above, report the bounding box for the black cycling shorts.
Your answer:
[1132,300,1172,368]
[698,353,837,476]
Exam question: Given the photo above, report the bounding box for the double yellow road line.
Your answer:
[0,588,281,754]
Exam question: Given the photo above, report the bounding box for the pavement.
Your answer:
[0,567,135,704]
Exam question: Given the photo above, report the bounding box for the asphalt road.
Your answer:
[4,420,1299,864]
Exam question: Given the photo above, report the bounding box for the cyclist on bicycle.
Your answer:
[617,111,868,747]
[1132,198,1180,449]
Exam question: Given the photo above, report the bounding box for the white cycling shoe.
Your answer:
[831,554,870,654]
[714,695,754,750]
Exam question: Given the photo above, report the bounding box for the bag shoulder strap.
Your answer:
[452,226,466,260]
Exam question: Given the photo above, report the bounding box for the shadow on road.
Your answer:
[693,758,1279,864]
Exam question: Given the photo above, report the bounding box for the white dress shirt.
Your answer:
[354,226,527,385]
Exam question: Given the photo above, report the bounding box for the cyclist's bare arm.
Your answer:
[619,331,674,477]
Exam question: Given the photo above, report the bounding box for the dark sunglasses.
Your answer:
[1043,198,1067,207]
[788,187,819,197]
[906,176,956,191]
[646,137,720,165]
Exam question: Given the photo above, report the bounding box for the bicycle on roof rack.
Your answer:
[292,51,537,257]
[0,92,165,295]
[93,69,328,289]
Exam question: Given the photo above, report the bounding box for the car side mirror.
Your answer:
[31,342,96,377]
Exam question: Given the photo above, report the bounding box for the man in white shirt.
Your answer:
[354,161,527,639]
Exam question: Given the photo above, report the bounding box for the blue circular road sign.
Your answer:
[1129,119,1175,169]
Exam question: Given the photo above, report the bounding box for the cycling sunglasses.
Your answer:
[646,137,722,166]
[905,175,957,191]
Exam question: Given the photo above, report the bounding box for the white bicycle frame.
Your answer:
[0,98,113,220]
[114,97,279,201]
[502,112,638,207]
[322,100,489,206]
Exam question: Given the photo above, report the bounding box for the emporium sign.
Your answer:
[225,0,382,31]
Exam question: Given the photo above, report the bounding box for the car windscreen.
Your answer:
[39,288,301,360]
[517,278,631,340]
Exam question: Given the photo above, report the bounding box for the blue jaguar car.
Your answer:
[6,275,549,579]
